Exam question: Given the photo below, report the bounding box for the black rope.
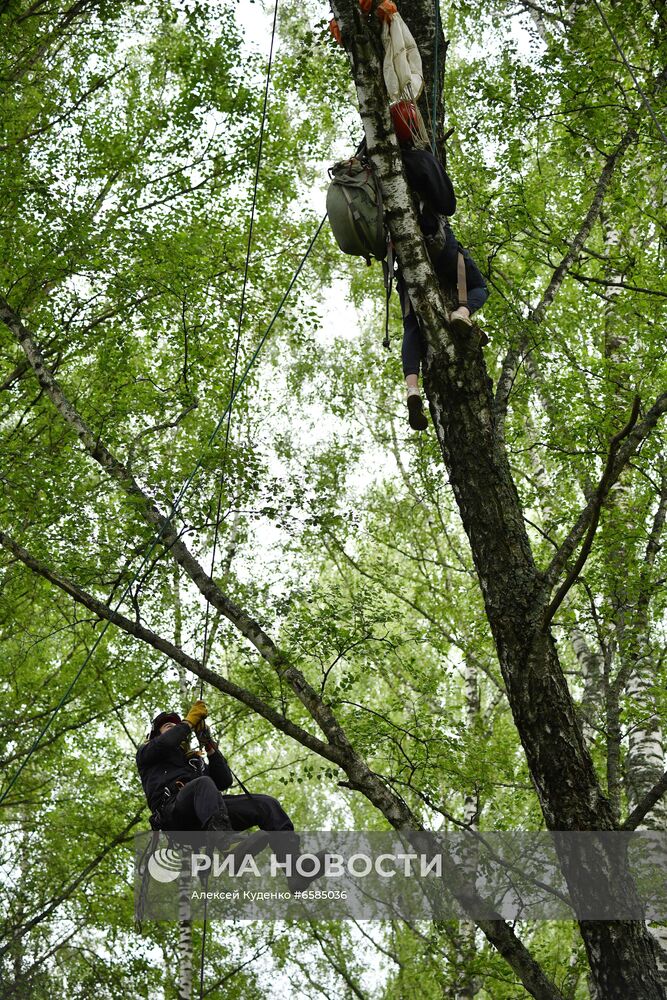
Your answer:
[0,213,325,810]
[199,0,280,698]
[198,893,209,1000]
[196,6,280,996]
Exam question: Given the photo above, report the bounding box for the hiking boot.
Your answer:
[287,850,328,893]
[450,307,489,346]
[193,832,269,884]
[449,307,473,334]
[203,805,233,832]
[203,804,268,857]
[407,394,428,431]
[224,830,270,863]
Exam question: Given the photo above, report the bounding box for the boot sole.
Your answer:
[451,316,489,346]
[224,830,270,862]
[407,395,428,431]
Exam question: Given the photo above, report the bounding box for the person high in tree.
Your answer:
[391,100,490,431]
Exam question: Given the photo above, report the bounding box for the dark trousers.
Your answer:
[160,778,296,858]
[398,247,489,378]
[223,792,297,861]
[160,776,222,830]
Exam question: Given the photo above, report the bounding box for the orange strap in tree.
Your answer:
[376,0,397,22]
[359,0,373,12]
[329,17,342,44]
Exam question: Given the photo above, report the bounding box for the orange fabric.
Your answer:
[359,0,373,12]
[376,0,397,22]
[390,100,418,142]
[329,17,342,44]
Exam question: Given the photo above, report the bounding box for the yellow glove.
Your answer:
[184,700,208,729]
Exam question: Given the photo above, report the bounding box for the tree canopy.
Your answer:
[1,0,666,997]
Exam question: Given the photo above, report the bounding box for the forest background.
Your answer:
[0,0,666,997]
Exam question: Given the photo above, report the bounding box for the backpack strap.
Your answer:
[457,250,468,308]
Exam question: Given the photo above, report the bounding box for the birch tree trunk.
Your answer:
[599,213,667,978]
[623,467,667,979]
[177,866,194,1000]
[329,0,666,994]
[453,660,481,1000]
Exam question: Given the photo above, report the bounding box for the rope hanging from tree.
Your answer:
[196,2,280,995]
[0,6,327,814]
[199,0,280,700]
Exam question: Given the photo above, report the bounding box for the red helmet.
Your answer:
[390,100,419,142]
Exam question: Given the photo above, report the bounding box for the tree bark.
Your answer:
[177,865,194,1000]
[329,0,666,995]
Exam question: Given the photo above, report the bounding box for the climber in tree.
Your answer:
[136,700,325,889]
[392,101,489,431]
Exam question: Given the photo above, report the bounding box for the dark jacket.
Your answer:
[400,146,456,236]
[136,722,233,811]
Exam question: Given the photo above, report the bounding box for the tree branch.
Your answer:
[622,770,667,831]
[0,65,125,151]
[0,297,353,753]
[569,273,667,299]
[0,808,143,954]
[0,540,565,998]
[528,128,637,328]
[0,529,339,764]
[494,347,522,437]
[543,394,667,622]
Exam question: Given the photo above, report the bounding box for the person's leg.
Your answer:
[397,275,428,431]
[164,780,269,861]
[222,793,294,835]
[221,793,325,890]
[466,284,489,315]
[163,777,225,830]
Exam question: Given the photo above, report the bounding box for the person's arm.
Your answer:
[198,727,233,790]
[205,746,234,791]
[136,722,191,767]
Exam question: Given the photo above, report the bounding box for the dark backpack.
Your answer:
[326,157,387,265]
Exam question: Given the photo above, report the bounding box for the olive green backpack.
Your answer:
[326,156,387,265]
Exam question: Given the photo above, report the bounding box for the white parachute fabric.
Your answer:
[382,14,423,103]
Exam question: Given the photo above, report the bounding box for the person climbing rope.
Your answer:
[392,100,490,431]
[136,700,325,891]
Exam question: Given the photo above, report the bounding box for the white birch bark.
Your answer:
[177,865,194,1000]
[453,659,482,1000]
[600,214,667,978]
